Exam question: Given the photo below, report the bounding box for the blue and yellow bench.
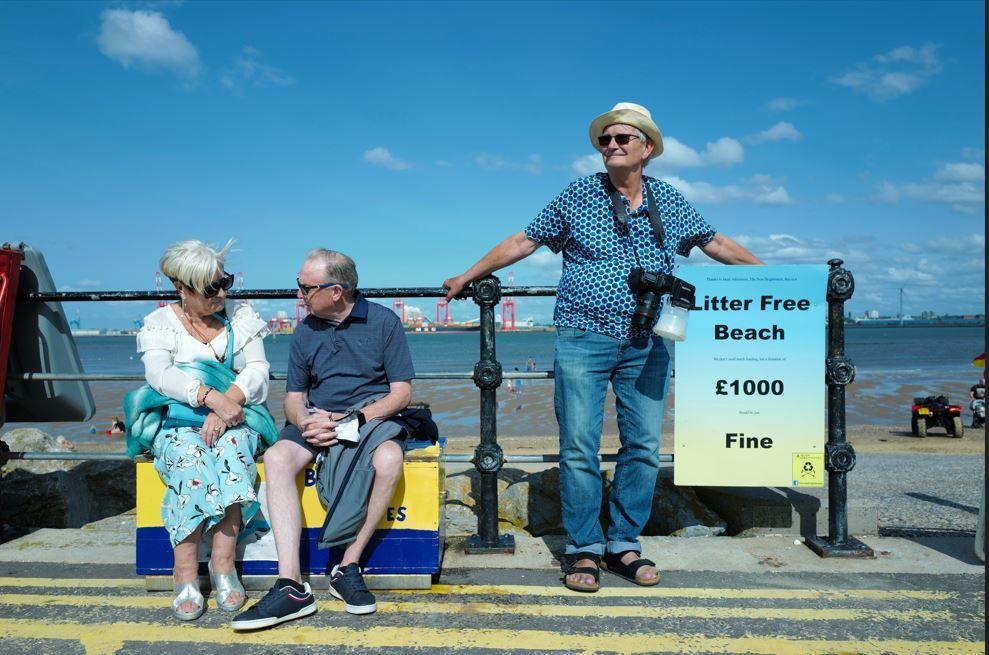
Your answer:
[136,441,445,590]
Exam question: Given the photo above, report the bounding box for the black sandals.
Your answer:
[562,552,601,592]
[602,550,661,586]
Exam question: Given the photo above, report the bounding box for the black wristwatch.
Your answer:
[342,410,367,427]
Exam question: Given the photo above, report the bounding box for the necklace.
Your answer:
[178,305,227,363]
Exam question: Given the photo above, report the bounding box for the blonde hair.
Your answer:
[159,239,234,295]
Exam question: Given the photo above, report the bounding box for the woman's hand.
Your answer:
[202,413,227,447]
[206,390,244,427]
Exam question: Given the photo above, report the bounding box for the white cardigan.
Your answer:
[136,301,271,407]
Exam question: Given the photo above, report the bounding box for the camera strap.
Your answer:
[605,176,669,268]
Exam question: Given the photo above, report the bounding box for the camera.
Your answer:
[627,267,696,340]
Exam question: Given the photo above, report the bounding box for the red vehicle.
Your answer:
[911,395,964,438]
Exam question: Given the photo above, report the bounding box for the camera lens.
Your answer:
[632,290,662,330]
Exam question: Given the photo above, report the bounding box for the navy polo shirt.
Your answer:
[285,293,415,411]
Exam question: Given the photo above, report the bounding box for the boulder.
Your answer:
[0,428,76,474]
[443,465,726,538]
[0,468,92,528]
[0,429,136,528]
[637,468,726,537]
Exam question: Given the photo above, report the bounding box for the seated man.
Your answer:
[232,248,414,628]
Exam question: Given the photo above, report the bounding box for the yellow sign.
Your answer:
[791,452,824,487]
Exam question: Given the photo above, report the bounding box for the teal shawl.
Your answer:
[124,360,278,458]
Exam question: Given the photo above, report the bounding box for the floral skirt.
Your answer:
[152,425,260,548]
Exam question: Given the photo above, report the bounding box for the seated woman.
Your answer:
[124,239,277,621]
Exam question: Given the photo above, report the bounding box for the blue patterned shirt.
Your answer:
[525,173,716,339]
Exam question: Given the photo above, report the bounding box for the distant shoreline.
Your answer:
[70,321,984,337]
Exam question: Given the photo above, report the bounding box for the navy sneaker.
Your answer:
[328,564,377,615]
[230,579,316,630]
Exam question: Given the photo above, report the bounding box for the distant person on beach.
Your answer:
[970,377,985,402]
[127,239,277,621]
[233,249,416,628]
[107,415,125,435]
[443,102,761,592]
[525,356,536,371]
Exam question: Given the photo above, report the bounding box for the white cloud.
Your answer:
[874,161,985,211]
[571,134,745,177]
[656,137,704,168]
[526,249,563,271]
[934,162,984,183]
[961,147,984,160]
[571,153,605,176]
[220,46,293,91]
[702,137,745,166]
[363,147,410,171]
[832,43,942,100]
[766,97,803,112]
[97,9,200,79]
[731,233,848,264]
[662,175,791,205]
[900,233,984,255]
[748,122,802,144]
[436,160,452,168]
[475,154,542,175]
[826,193,846,204]
[723,232,986,315]
[876,180,984,206]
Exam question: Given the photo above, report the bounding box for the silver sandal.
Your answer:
[172,579,205,621]
[209,561,246,612]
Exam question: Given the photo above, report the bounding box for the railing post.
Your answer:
[465,275,515,554]
[806,259,875,558]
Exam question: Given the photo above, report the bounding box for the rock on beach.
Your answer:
[0,428,135,529]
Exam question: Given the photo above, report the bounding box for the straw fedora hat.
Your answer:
[589,102,664,159]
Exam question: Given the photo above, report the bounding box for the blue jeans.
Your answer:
[554,326,671,556]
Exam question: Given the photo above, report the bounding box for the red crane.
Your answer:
[295,299,309,325]
[154,272,167,308]
[436,300,451,325]
[392,299,406,323]
[501,270,516,331]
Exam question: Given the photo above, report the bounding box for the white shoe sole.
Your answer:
[328,584,377,615]
[230,601,317,630]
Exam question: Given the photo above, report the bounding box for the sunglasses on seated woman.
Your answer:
[203,272,236,298]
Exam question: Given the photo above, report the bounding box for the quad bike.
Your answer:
[911,395,964,438]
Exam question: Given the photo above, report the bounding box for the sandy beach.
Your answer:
[47,376,983,458]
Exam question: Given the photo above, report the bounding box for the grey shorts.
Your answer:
[277,422,407,458]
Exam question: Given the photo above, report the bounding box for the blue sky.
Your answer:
[1,1,984,328]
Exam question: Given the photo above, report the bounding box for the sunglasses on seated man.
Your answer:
[297,278,351,295]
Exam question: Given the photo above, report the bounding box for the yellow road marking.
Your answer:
[0,577,143,589]
[0,593,954,622]
[397,583,959,601]
[0,578,958,600]
[0,618,982,655]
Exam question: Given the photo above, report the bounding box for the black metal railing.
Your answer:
[805,260,873,557]
[5,267,864,558]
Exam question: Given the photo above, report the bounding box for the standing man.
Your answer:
[232,249,414,628]
[443,103,761,592]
